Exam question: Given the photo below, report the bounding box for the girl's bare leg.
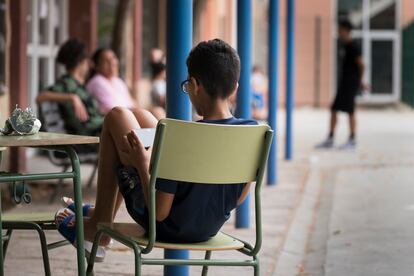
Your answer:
[83,107,157,243]
[132,108,164,124]
[110,109,157,218]
[147,106,166,120]
[74,109,158,219]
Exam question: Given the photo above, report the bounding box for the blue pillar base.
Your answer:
[235,194,250,228]
[235,0,253,230]
[164,249,190,276]
[165,0,192,275]
[267,0,280,186]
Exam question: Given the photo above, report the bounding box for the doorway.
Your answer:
[336,0,400,103]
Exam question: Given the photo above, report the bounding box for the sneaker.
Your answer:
[337,139,356,150]
[315,138,334,149]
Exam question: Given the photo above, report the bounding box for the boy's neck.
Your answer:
[69,70,85,84]
[202,99,233,121]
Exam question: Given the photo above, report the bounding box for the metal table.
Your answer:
[0,132,99,276]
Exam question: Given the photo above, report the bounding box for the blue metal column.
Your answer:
[285,0,295,160]
[235,0,253,228]
[164,0,192,275]
[267,0,280,185]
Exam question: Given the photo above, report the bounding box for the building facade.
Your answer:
[249,0,414,108]
[1,0,414,171]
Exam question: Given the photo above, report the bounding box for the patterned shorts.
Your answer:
[116,165,148,229]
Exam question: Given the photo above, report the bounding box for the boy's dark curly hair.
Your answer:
[339,19,353,32]
[56,38,87,70]
[186,39,240,99]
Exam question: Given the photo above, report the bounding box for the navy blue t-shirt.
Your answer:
[155,117,257,242]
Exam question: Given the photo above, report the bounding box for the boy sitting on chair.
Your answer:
[56,39,257,257]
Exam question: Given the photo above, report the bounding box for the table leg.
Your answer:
[0,150,4,276]
[65,146,86,276]
[0,187,3,276]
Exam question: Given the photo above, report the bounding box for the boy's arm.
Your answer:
[36,91,89,122]
[237,182,252,205]
[37,91,75,104]
[136,169,175,221]
[356,57,368,91]
[123,131,175,222]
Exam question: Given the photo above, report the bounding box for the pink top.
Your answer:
[86,74,135,114]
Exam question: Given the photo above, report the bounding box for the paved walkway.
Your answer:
[307,108,414,276]
[274,106,414,276]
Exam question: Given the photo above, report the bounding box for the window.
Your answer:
[27,0,68,114]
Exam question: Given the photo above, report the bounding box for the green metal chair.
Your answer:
[86,118,273,276]
[0,147,70,276]
[2,212,70,276]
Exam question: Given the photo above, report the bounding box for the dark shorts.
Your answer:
[116,165,148,229]
[331,87,358,114]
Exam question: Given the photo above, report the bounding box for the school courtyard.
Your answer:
[1,0,414,275]
[3,107,413,276]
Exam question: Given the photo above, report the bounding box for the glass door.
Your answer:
[336,0,400,103]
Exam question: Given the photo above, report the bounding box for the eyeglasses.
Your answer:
[181,79,190,94]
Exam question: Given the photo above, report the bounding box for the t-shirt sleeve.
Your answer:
[156,178,178,195]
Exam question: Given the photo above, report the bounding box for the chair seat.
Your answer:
[98,222,244,251]
[3,212,56,223]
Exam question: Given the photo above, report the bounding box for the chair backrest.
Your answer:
[39,101,66,134]
[38,101,98,164]
[151,118,273,184]
[142,118,273,255]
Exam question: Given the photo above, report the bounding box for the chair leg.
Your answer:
[4,223,52,276]
[253,255,260,276]
[87,229,105,275]
[2,229,12,261]
[49,164,70,203]
[132,243,142,276]
[33,223,52,276]
[87,161,99,188]
[201,251,211,276]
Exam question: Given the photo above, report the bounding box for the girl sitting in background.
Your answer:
[86,48,136,114]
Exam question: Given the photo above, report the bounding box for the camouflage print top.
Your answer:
[47,74,104,136]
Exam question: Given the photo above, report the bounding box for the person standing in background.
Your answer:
[316,19,367,150]
[251,65,268,120]
[148,48,167,119]
[150,61,166,110]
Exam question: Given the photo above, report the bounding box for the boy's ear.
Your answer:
[190,77,199,95]
[229,84,238,102]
